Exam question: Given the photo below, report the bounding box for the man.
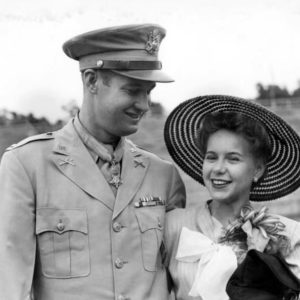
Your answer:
[0,24,185,300]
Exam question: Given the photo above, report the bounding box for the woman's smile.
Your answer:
[203,129,260,205]
[211,178,232,188]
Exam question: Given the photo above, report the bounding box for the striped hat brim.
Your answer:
[164,95,300,201]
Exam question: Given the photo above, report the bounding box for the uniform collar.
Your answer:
[73,114,124,163]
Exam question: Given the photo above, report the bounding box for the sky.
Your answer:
[1,0,300,121]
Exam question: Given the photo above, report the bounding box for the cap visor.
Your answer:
[111,70,174,83]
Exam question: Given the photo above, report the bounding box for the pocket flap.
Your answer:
[36,208,88,235]
[135,207,165,232]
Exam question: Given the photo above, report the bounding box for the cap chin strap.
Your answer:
[80,60,162,71]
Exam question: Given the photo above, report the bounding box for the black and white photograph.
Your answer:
[0,0,300,299]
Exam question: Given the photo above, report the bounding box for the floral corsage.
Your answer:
[219,205,291,263]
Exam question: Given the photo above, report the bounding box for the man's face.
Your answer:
[90,72,156,142]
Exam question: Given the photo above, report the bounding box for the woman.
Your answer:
[164,95,300,300]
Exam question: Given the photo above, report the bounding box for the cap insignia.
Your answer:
[145,29,161,54]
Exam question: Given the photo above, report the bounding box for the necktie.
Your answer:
[97,141,124,196]
[72,115,124,196]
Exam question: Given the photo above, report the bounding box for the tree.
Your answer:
[292,80,300,97]
[62,99,80,119]
[149,101,165,116]
[256,83,290,99]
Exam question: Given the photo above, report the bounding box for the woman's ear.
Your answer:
[82,69,98,94]
[254,160,266,182]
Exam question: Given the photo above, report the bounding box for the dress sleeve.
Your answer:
[164,209,185,266]
[287,222,300,280]
[0,150,36,299]
[285,219,300,279]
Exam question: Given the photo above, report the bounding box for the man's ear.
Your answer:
[82,69,98,94]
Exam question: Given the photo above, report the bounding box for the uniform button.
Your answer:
[96,59,103,67]
[112,222,122,232]
[115,258,124,269]
[157,217,163,229]
[57,222,65,231]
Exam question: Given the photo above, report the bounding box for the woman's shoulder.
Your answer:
[165,207,194,238]
[165,201,208,239]
[166,207,195,223]
[273,215,300,278]
[277,215,300,246]
[276,214,300,231]
[164,204,207,265]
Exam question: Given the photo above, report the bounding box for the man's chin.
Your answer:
[120,126,139,137]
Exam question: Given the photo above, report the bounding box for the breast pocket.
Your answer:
[36,208,90,278]
[135,206,165,272]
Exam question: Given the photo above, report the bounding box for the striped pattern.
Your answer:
[164,95,300,201]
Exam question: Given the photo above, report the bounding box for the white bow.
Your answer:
[176,227,237,300]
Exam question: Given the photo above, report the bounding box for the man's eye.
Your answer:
[124,89,140,95]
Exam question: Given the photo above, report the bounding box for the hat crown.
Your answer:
[62,24,173,83]
[63,24,166,60]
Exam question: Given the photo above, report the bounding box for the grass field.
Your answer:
[1,109,300,220]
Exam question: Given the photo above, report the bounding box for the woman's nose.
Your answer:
[212,159,226,173]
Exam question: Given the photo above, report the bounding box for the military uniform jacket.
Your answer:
[0,120,186,300]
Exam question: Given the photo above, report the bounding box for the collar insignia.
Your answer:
[134,158,145,168]
[58,157,75,166]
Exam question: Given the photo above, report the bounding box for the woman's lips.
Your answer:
[211,179,231,188]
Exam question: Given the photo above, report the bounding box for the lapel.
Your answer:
[112,140,150,219]
[51,120,115,211]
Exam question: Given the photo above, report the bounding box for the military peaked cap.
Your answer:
[62,24,173,82]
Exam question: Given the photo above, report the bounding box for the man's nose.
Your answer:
[135,94,150,112]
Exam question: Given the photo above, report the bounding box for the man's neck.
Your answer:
[78,112,120,147]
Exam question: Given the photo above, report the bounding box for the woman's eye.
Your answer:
[205,154,216,161]
[228,156,240,162]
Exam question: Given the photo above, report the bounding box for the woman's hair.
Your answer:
[196,111,272,164]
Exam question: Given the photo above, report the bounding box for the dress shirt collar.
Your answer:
[73,113,124,163]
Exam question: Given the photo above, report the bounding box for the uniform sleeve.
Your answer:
[166,164,186,211]
[0,151,36,299]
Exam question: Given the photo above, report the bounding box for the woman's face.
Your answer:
[202,129,264,205]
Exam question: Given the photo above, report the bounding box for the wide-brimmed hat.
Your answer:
[164,95,300,201]
[63,24,173,83]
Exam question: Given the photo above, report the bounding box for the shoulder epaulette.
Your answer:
[135,145,151,153]
[5,132,55,151]
[126,138,148,152]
